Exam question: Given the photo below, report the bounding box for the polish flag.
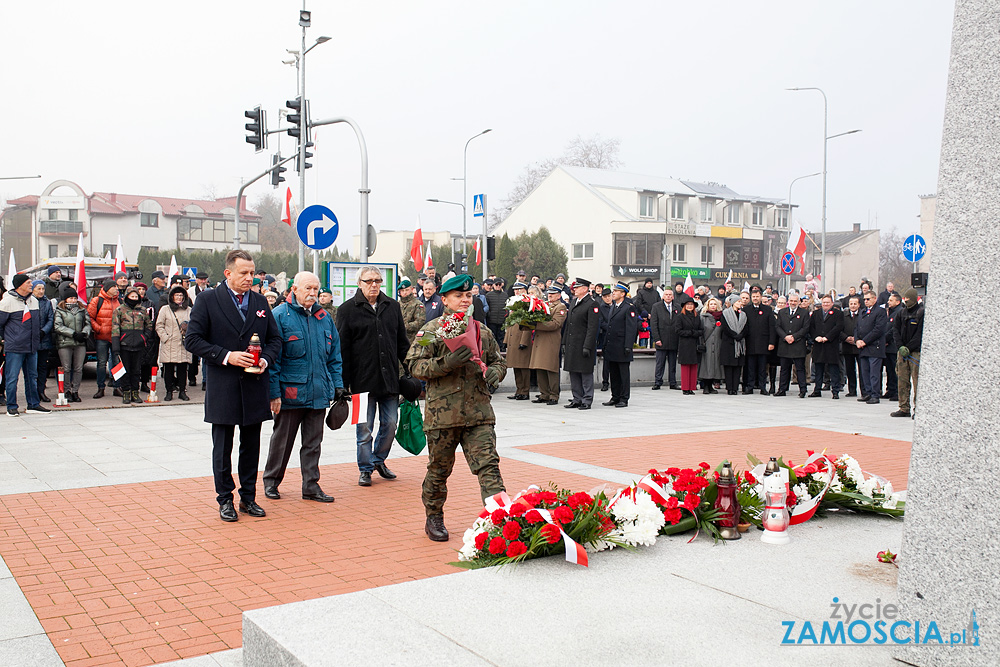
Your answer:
[725,269,733,286]
[410,220,424,271]
[562,530,589,567]
[425,243,434,269]
[168,255,180,279]
[74,233,87,301]
[786,221,808,275]
[743,280,751,293]
[114,236,126,275]
[5,248,16,288]
[21,302,31,322]
[350,392,370,425]
[683,274,695,298]
[475,237,482,266]
[282,187,293,225]
[111,361,127,381]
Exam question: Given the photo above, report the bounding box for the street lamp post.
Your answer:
[460,129,491,262]
[785,172,821,292]
[787,87,861,292]
[426,199,465,269]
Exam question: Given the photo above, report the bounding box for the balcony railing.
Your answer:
[40,220,84,235]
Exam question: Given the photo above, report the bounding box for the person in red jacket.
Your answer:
[87,280,121,398]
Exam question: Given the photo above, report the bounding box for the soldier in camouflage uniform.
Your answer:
[397,279,425,343]
[318,288,338,324]
[406,274,507,542]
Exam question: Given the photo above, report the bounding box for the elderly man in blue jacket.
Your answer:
[263,271,345,503]
[0,274,50,415]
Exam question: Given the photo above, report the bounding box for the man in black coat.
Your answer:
[562,279,600,410]
[649,289,680,390]
[855,291,888,404]
[484,278,508,348]
[185,250,281,522]
[597,288,613,391]
[840,294,863,396]
[601,282,639,408]
[336,266,411,486]
[743,286,776,394]
[881,293,902,401]
[632,279,659,319]
[807,295,845,398]
[775,293,810,397]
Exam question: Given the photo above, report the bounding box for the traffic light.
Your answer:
[286,98,302,139]
[270,153,286,188]
[295,141,314,173]
[244,106,266,152]
[487,236,496,261]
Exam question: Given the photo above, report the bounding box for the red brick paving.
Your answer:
[0,457,607,667]
[519,426,911,490]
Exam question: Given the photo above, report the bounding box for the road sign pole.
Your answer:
[481,194,488,281]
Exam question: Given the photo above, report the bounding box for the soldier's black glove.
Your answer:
[73,332,87,343]
[484,367,501,389]
[582,348,591,359]
[443,345,474,370]
[334,387,348,402]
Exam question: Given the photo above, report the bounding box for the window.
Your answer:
[48,209,58,221]
[68,209,79,221]
[639,194,656,218]
[103,244,116,257]
[672,244,686,263]
[670,198,685,220]
[140,245,159,254]
[68,245,77,256]
[177,216,259,243]
[751,205,765,227]
[48,245,58,258]
[701,244,714,264]
[726,204,741,225]
[572,243,593,259]
[775,208,789,229]
[700,200,714,223]
[813,259,822,276]
[613,233,665,265]
[141,212,158,227]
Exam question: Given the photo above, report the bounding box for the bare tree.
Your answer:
[489,134,623,229]
[878,226,912,292]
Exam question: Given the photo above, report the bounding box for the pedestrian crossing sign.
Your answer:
[473,194,484,217]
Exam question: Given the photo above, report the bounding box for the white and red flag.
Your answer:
[425,243,434,269]
[168,255,180,279]
[5,248,16,288]
[282,187,293,225]
[786,222,808,276]
[683,274,695,298]
[114,236,126,275]
[475,237,482,266]
[111,361,127,381]
[350,392,370,425]
[411,220,424,271]
[74,233,87,301]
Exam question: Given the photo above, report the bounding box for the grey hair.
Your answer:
[356,266,383,284]
[293,271,319,286]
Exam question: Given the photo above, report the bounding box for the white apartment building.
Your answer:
[1,179,262,271]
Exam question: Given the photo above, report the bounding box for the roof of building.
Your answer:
[820,229,879,253]
[5,195,38,207]
[680,180,742,199]
[88,192,259,219]
[562,166,696,196]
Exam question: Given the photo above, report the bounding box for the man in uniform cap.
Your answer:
[601,282,639,408]
[504,281,532,399]
[396,279,424,343]
[406,274,506,541]
[528,286,568,404]
[318,287,338,323]
[562,278,600,409]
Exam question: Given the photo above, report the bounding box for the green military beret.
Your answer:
[252,277,262,286]
[319,287,332,295]
[398,279,412,290]
[440,273,473,294]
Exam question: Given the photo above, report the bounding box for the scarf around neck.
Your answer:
[722,307,747,357]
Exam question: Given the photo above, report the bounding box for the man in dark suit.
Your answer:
[855,291,888,404]
[840,294,863,396]
[185,250,281,522]
[562,279,600,410]
[597,288,613,391]
[808,295,845,399]
[743,286,776,394]
[649,289,680,390]
[775,293,810,397]
[601,282,639,408]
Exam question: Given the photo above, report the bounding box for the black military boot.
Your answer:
[425,515,449,542]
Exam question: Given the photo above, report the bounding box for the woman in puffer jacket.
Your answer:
[53,284,92,402]
[111,286,151,404]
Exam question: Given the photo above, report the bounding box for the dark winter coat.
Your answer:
[743,302,776,355]
[674,310,703,366]
[698,311,723,380]
[336,289,409,397]
[420,292,444,322]
[884,304,903,355]
[111,301,152,353]
[855,305,888,359]
[269,297,343,410]
[184,284,281,426]
[562,293,600,373]
[808,308,845,365]
[603,299,639,363]
[485,290,508,326]
[893,303,924,352]
[841,309,861,356]
[776,306,809,358]
[53,302,91,349]
[0,291,40,354]
[633,286,659,319]
[36,296,55,350]
[719,309,747,367]
[649,299,680,351]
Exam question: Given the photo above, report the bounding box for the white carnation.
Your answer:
[793,483,812,503]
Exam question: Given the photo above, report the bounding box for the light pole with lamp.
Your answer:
[786,87,861,292]
[784,172,821,293]
[426,199,465,270]
[452,130,491,264]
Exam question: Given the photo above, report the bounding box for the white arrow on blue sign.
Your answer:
[296,205,339,250]
[473,194,484,218]
[902,234,926,263]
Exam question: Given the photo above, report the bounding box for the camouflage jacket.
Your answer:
[399,294,425,343]
[321,303,338,324]
[406,309,506,430]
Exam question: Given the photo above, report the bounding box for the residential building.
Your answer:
[812,223,881,294]
[0,179,261,272]
[352,229,465,271]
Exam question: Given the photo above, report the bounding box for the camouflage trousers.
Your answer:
[896,350,920,412]
[422,424,504,518]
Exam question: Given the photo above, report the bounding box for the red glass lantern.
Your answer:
[245,333,264,374]
[714,461,741,540]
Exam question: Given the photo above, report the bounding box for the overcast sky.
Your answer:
[1,1,953,253]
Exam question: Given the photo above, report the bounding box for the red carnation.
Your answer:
[666,496,679,509]
[539,491,558,504]
[525,509,543,524]
[508,502,527,517]
[699,462,710,470]
[744,471,756,484]
[786,489,798,508]
[663,508,682,524]
[502,521,521,541]
[490,509,507,525]
[488,536,507,555]
[474,532,489,550]
[683,493,700,510]
[567,492,594,509]
[713,471,720,483]
[521,493,540,508]
[552,506,574,525]
[540,523,561,544]
[666,467,681,476]
[506,540,527,558]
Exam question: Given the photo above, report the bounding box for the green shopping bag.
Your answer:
[395,399,427,455]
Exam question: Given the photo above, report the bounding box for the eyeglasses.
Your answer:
[360,278,383,285]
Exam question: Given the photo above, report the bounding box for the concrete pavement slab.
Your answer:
[0,635,62,667]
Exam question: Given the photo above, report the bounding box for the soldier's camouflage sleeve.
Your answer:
[406,321,451,380]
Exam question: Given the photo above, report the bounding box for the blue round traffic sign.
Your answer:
[296,205,339,250]
[902,234,926,263]
[781,252,796,275]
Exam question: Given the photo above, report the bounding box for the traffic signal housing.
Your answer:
[286,98,302,139]
[296,141,314,173]
[487,236,496,261]
[244,106,266,152]
[270,153,286,188]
